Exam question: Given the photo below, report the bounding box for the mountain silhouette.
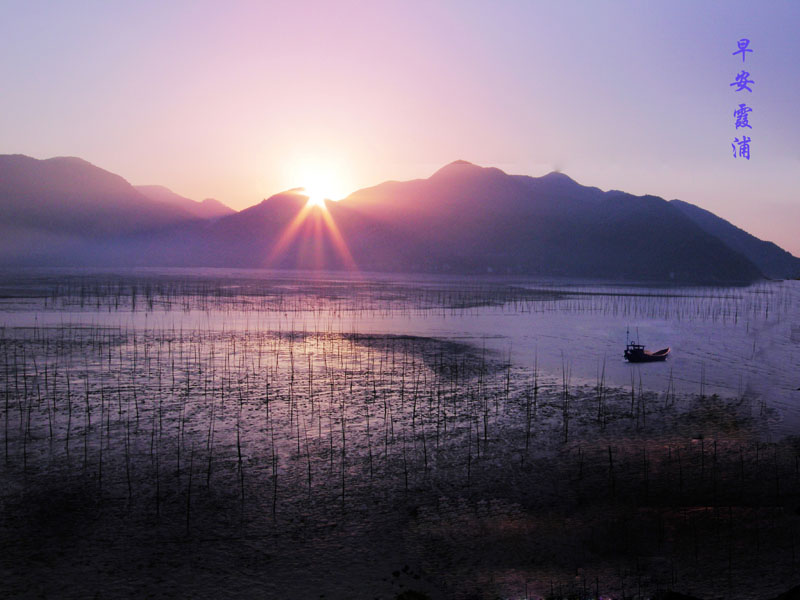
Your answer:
[329,160,764,282]
[135,185,234,220]
[670,199,800,279]
[138,189,411,270]
[0,154,201,264]
[1,154,795,283]
[0,155,194,235]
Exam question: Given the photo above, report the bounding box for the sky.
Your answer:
[2,1,799,254]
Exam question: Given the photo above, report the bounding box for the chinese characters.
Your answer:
[732,136,751,160]
[732,38,753,62]
[730,70,754,93]
[730,39,754,160]
[734,103,752,129]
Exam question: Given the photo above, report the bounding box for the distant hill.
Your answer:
[135,185,235,220]
[671,199,800,279]
[127,188,411,270]
[0,155,194,235]
[325,161,764,283]
[0,154,199,264]
[1,154,795,283]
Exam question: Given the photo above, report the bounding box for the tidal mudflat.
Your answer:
[1,269,799,599]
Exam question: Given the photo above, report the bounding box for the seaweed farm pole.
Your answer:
[503,347,511,415]
[206,391,216,488]
[124,409,132,503]
[421,419,428,479]
[237,389,245,515]
[176,374,185,482]
[98,384,104,494]
[308,352,314,420]
[561,354,570,443]
[340,391,346,512]
[665,367,675,408]
[21,393,28,474]
[41,379,52,449]
[267,360,278,522]
[533,351,539,419]
[402,426,408,495]
[482,391,489,454]
[117,348,123,419]
[302,411,312,498]
[14,346,21,431]
[321,350,329,438]
[597,356,606,427]
[155,433,160,522]
[382,384,390,466]
[25,355,36,466]
[272,454,279,522]
[4,343,9,465]
[66,371,72,460]
[43,361,53,443]
[186,442,194,536]
[83,375,91,471]
[524,357,535,458]
[466,414,472,488]
[329,390,336,472]
[53,356,60,441]
[366,396,373,482]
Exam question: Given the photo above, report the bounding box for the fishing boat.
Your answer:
[623,327,670,362]
[624,342,670,363]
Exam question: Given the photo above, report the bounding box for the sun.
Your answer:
[302,186,329,209]
[267,160,359,271]
[296,164,348,209]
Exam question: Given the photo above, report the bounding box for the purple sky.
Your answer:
[2,1,799,254]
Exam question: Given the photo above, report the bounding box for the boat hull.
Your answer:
[624,347,670,363]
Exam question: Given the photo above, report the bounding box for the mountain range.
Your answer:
[1,154,798,283]
[134,185,234,220]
